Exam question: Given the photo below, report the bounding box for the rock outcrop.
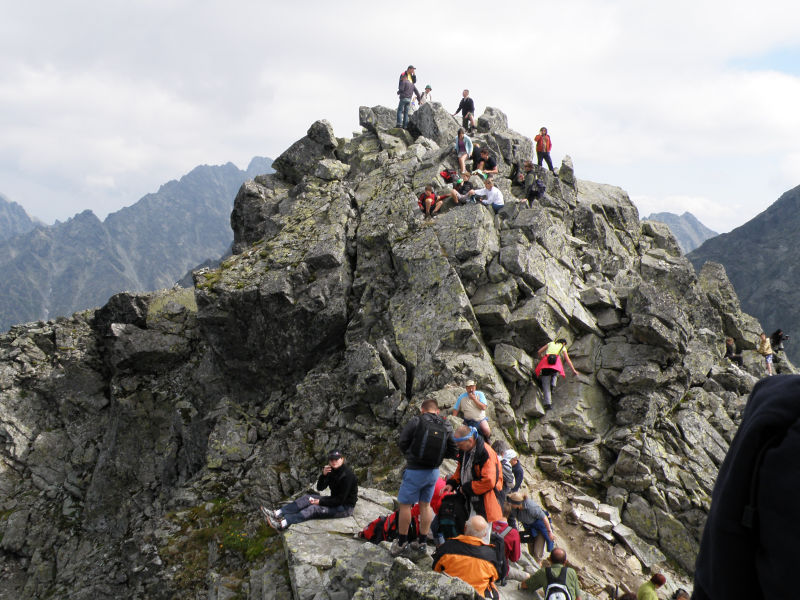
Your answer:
[643,211,717,254]
[0,102,786,599]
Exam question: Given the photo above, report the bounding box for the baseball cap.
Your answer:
[328,449,343,460]
[465,380,476,387]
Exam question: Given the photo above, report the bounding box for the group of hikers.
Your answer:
[725,328,789,377]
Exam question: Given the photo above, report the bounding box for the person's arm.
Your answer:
[318,468,356,507]
[465,137,473,156]
[520,568,545,591]
[463,453,497,497]
[562,349,579,376]
[452,395,462,417]
[470,391,487,411]
[453,99,464,116]
[536,344,548,358]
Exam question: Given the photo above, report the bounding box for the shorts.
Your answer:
[766,354,773,364]
[397,467,440,505]
[464,417,488,429]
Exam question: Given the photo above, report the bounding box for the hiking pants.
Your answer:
[540,374,556,406]
[279,494,353,525]
[537,151,554,172]
[396,98,412,128]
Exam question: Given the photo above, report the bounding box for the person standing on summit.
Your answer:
[396,65,421,129]
[534,127,555,173]
[453,89,476,133]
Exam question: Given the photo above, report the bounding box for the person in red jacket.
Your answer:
[418,184,442,218]
[534,127,555,173]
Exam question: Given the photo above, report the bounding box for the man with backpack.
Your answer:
[520,548,582,599]
[391,398,458,557]
[396,65,421,129]
[492,504,529,582]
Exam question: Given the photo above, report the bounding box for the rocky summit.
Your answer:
[0,101,787,599]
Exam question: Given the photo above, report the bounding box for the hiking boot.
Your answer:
[389,539,408,557]
[407,540,432,558]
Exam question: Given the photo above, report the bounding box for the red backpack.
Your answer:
[359,509,419,543]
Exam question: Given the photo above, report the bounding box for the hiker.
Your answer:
[420,84,433,105]
[694,375,800,599]
[637,574,666,600]
[443,425,503,537]
[506,491,555,563]
[472,147,499,177]
[490,441,514,506]
[454,128,473,177]
[432,515,503,599]
[770,328,789,372]
[492,504,528,582]
[534,127,555,173]
[724,337,743,367]
[396,65,421,129]
[260,449,357,531]
[391,398,458,558]
[439,176,474,206]
[452,380,492,440]
[453,89,476,133]
[534,338,579,409]
[525,177,547,207]
[467,177,505,214]
[756,332,774,376]
[418,184,442,218]
[520,548,582,599]
[507,449,524,493]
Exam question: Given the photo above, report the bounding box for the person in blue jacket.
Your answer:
[454,128,473,178]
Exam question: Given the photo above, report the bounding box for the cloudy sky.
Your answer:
[2,1,800,233]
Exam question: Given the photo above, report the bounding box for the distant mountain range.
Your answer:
[0,157,272,331]
[688,184,800,362]
[643,211,718,253]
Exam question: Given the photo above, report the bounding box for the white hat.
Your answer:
[465,380,476,387]
[503,449,518,461]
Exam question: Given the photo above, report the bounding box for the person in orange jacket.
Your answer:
[442,425,503,530]
[534,126,555,173]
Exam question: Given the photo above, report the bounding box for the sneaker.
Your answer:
[259,506,274,521]
[389,539,408,557]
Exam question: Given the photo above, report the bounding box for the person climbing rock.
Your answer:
[506,491,555,563]
[757,332,774,376]
[724,337,743,367]
[520,548,582,599]
[454,128,473,178]
[396,65,421,129]
[770,328,789,372]
[637,573,666,600]
[534,127,555,173]
[533,338,579,409]
[391,398,457,558]
[468,177,504,214]
[453,89,476,133]
[452,380,491,440]
[260,449,357,531]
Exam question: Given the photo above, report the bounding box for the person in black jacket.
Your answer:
[260,449,358,531]
[453,89,476,133]
[693,375,800,599]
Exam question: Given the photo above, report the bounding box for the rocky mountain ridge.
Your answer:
[0,101,783,599]
[642,211,717,254]
[0,194,39,243]
[0,158,272,334]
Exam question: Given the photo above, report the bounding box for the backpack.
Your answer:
[489,531,509,586]
[499,458,514,495]
[360,509,418,543]
[436,492,468,540]
[408,413,449,468]
[440,169,459,183]
[544,566,572,600]
[526,178,547,202]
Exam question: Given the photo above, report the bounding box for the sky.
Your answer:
[2,1,800,233]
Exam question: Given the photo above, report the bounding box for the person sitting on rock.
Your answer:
[506,491,555,564]
[418,184,442,218]
[492,504,529,582]
[453,89,476,133]
[637,573,666,600]
[432,515,503,599]
[260,449,357,531]
[438,176,474,207]
[520,548,582,599]
[724,337,743,367]
[454,128,473,178]
[452,380,492,441]
[467,177,505,214]
[472,147,499,177]
[757,332,774,376]
[533,338,579,409]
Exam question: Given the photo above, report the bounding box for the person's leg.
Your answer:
[401,99,411,128]
[478,418,491,440]
[418,501,433,537]
[286,503,337,525]
[537,151,544,167]
[278,494,313,516]
[396,100,404,127]
[531,533,546,561]
[506,564,529,582]
[397,503,413,538]
[543,152,555,172]
[541,375,552,407]
[425,197,433,217]
[458,153,468,175]
[467,112,476,131]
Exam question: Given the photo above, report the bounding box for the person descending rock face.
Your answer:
[637,573,666,600]
[724,337,743,367]
[534,127,555,173]
[432,515,503,599]
[506,491,555,563]
[452,380,491,441]
[520,548,582,599]
[453,89,476,133]
[454,128,474,178]
[260,449,358,531]
[468,177,505,214]
[534,338,579,409]
[396,65,421,129]
[391,398,458,559]
[694,375,800,599]
[756,332,774,376]
[443,425,503,531]
[417,184,442,219]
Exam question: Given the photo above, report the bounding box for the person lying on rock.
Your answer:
[506,491,555,564]
[452,380,492,441]
[467,177,505,214]
[533,338,579,409]
[418,184,442,219]
[260,449,358,531]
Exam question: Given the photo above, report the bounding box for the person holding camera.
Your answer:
[534,338,579,409]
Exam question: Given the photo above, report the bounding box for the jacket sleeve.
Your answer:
[316,472,329,492]
[398,417,419,454]
[465,138,473,156]
[319,469,356,507]
[465,453,497,497]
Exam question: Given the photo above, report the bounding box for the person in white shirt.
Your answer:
[468,178,504,213]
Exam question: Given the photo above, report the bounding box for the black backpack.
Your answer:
[490,530,510,586]
[526,178,546,202]
[409,413,449,468]
[544,567,572,600]
[436,492,468,540]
